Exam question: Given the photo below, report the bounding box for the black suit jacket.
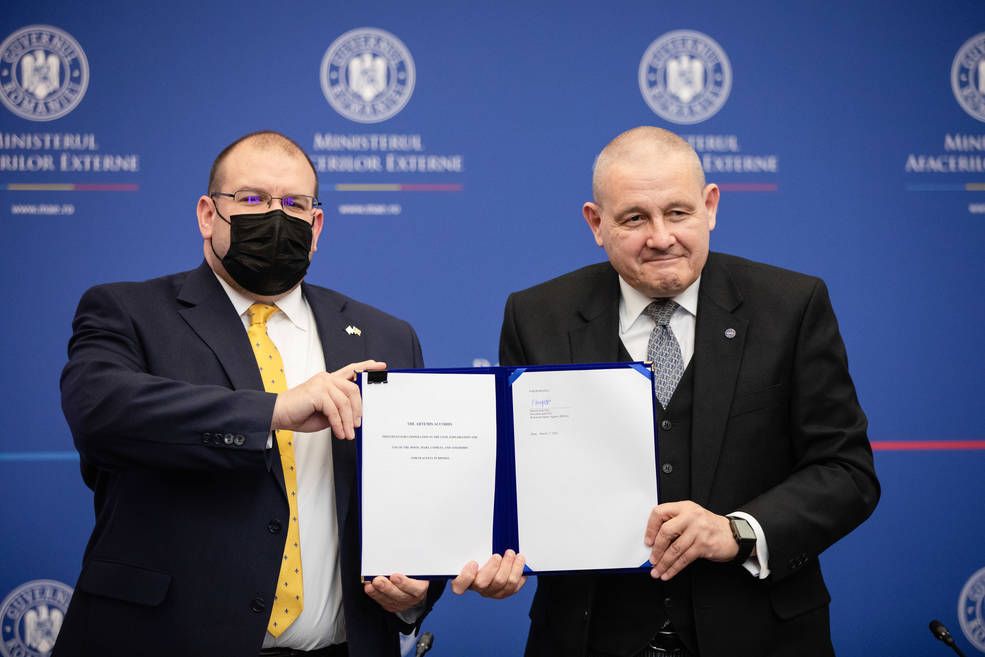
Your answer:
[55,262,442,657]
[499,253,879,657]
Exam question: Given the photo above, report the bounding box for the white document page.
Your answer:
[512,367,657,572]
[360,372,497,577]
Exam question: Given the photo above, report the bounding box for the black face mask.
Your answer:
[211,207,314,296]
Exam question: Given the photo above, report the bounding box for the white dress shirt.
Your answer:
[216,276,346,649]
[617,276,771,579]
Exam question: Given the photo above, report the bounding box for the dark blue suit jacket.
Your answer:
[55,262,442,657]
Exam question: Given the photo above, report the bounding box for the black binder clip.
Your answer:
[367,371,388,384]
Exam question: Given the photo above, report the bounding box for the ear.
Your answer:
[703,184,720,231]
[197,195,215,239]
[582,202,605,247]
[309,208,325,254]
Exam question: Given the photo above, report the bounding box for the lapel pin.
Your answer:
[724,328,736,339]
[345,325,362,336]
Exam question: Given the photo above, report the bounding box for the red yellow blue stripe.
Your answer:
[5,183,139,191]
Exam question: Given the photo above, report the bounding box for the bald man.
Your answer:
[56,131,443,657]
[496,127,879,657]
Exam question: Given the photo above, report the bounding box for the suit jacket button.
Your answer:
[664,597,673,608]
[660,420,672,431]
[267,519,282,534]
[250,596,266,612]
[234,434,246,446]
[223,433,234,445]
[661,463,673,474]
[583,610,590,621]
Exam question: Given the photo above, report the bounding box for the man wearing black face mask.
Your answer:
[209,197,316,297]
[55,131,446,657]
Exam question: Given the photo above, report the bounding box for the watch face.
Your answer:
[731,517,756,542]
[729,517,756,563]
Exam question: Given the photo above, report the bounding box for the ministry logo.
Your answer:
[0,579,73,657]
[639,30,732,125]
[959,565,985,652]
[320,28,415,124]
[0,25,89,122]
[952,32,985,123]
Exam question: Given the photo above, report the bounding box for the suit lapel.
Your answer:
[569,265,624,363]
[305,284,367,372]
[176,263,288,495]
[176,262,265,393]
[690,255,746,506]
[562,259,747,507]
[304,284,367,530]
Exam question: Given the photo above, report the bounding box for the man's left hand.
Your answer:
[363,573,428,613]
[644,500,738,580]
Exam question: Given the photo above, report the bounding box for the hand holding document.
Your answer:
[358,364,659,578]
[450,549,527,598]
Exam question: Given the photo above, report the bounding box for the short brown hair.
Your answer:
[208,130,319,198]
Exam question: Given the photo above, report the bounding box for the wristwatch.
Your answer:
[728,516,756,564]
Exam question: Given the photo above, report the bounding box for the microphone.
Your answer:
[415,631,434,656]
[929,619,967,657]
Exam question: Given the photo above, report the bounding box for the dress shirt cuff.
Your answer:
[396,600,427,625]
[729,511,770,579]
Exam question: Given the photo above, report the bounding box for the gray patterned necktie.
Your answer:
[644,299,685,408]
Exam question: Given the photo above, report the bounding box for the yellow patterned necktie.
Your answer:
[247,303,303,636]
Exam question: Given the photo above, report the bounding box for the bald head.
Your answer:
[581,126,719,297]
[209,130,318,197]
[591,126,705,207]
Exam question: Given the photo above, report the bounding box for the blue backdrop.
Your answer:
[2,1,984,655]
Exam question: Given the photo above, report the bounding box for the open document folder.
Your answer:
[357,363,659,578]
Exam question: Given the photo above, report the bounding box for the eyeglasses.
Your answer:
[211,189,321,217]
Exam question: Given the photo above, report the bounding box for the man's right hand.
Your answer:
[271,360,387,439]
[451,550,527,599]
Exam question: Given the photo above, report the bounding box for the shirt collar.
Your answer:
[213,273,307,331]
[618,275,701,332]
